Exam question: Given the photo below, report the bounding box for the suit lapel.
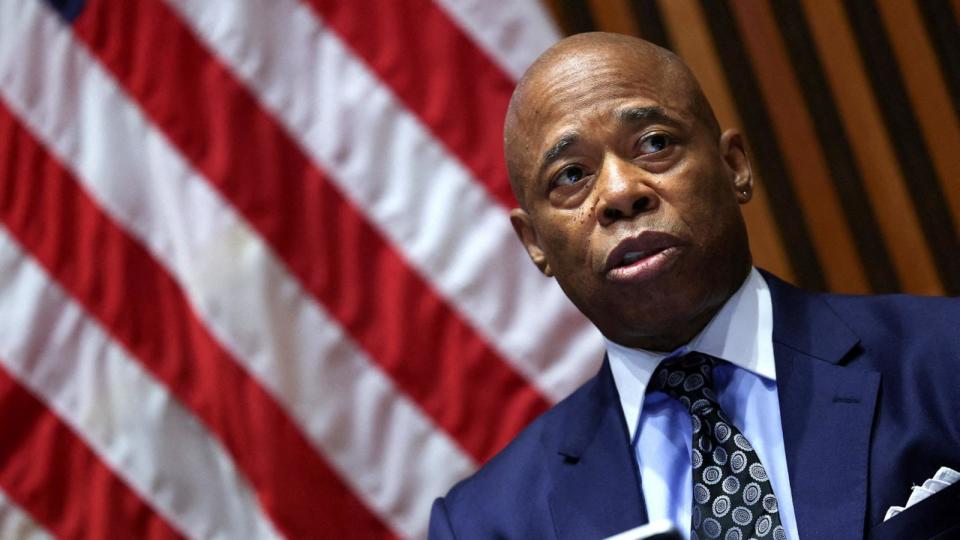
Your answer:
[766,274,880,540]
[547,358,648,539]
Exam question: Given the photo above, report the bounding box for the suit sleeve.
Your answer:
[428,497,458,540]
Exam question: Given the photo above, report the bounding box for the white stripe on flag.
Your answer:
[0,227,281,540]
[0,489,54,540]
[0,2,476,536]
[432,0,561,80]
[162,0,605,402]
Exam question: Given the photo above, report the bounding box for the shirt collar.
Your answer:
[606,268,775,440]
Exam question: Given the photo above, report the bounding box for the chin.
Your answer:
[590,281,724,349]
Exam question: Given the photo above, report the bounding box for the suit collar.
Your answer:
[763,270,859,363]
[764,272,880,540]
[548,357,648,539]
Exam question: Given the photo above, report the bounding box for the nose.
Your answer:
[595,155,659,226]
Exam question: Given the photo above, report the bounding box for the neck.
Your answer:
[614,306,720,352]
[608,264,752,352]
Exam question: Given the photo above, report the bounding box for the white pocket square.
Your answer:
[884,466,959,521]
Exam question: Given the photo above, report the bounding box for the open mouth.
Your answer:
[620,248,665,266]
[604,233,682,283]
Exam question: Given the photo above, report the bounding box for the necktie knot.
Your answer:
[652,352,720,415]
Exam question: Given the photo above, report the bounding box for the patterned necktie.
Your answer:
[652,352,785,540]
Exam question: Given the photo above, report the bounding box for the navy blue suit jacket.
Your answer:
[430,273,960,539]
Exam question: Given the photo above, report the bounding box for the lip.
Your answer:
[603,231,684,283]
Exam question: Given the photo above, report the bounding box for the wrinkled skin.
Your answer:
[506,33,754,351]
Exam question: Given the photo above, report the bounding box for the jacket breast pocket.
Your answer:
[868,481,960,540]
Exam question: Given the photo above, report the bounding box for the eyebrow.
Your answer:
[616,106,676,126]
[542,132,579,164]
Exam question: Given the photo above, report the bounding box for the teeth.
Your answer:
[621,251,650,265]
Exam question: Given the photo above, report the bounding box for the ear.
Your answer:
[509,208,553,276]
[719,129,753,204]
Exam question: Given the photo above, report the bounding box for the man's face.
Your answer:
[508,43,753,350]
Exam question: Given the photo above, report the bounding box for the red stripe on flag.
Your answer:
[70,0,550,462]
[0,97,394,539]
[0,363,183,540]
[306,0,519,209]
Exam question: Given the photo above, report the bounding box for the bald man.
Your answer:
[429,33,960,540]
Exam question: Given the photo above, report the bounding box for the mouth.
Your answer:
[603,231,683,283]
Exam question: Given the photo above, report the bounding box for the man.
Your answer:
[430,33,960,540]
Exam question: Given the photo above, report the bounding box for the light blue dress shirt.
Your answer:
[606,269,800,540]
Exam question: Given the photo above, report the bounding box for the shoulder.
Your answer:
[764,271,960,356]
[823,290,959,334]
[431,371,602,538]
[765,270,960,397]
[821,291,960,360]
[823,293,960,404]
[771,274,960,405]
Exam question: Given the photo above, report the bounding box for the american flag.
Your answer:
[0,0,604,538]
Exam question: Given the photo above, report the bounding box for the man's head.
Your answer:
[506,32,754,351]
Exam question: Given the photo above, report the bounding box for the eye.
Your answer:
[554,165,586,187]
[638,132,671,155]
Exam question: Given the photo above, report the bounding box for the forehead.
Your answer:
[515,51,697,150]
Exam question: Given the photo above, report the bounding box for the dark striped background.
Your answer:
[542,0,960,295]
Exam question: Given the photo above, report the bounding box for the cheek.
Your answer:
[540,215,594,268]
[669,169,737,235]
